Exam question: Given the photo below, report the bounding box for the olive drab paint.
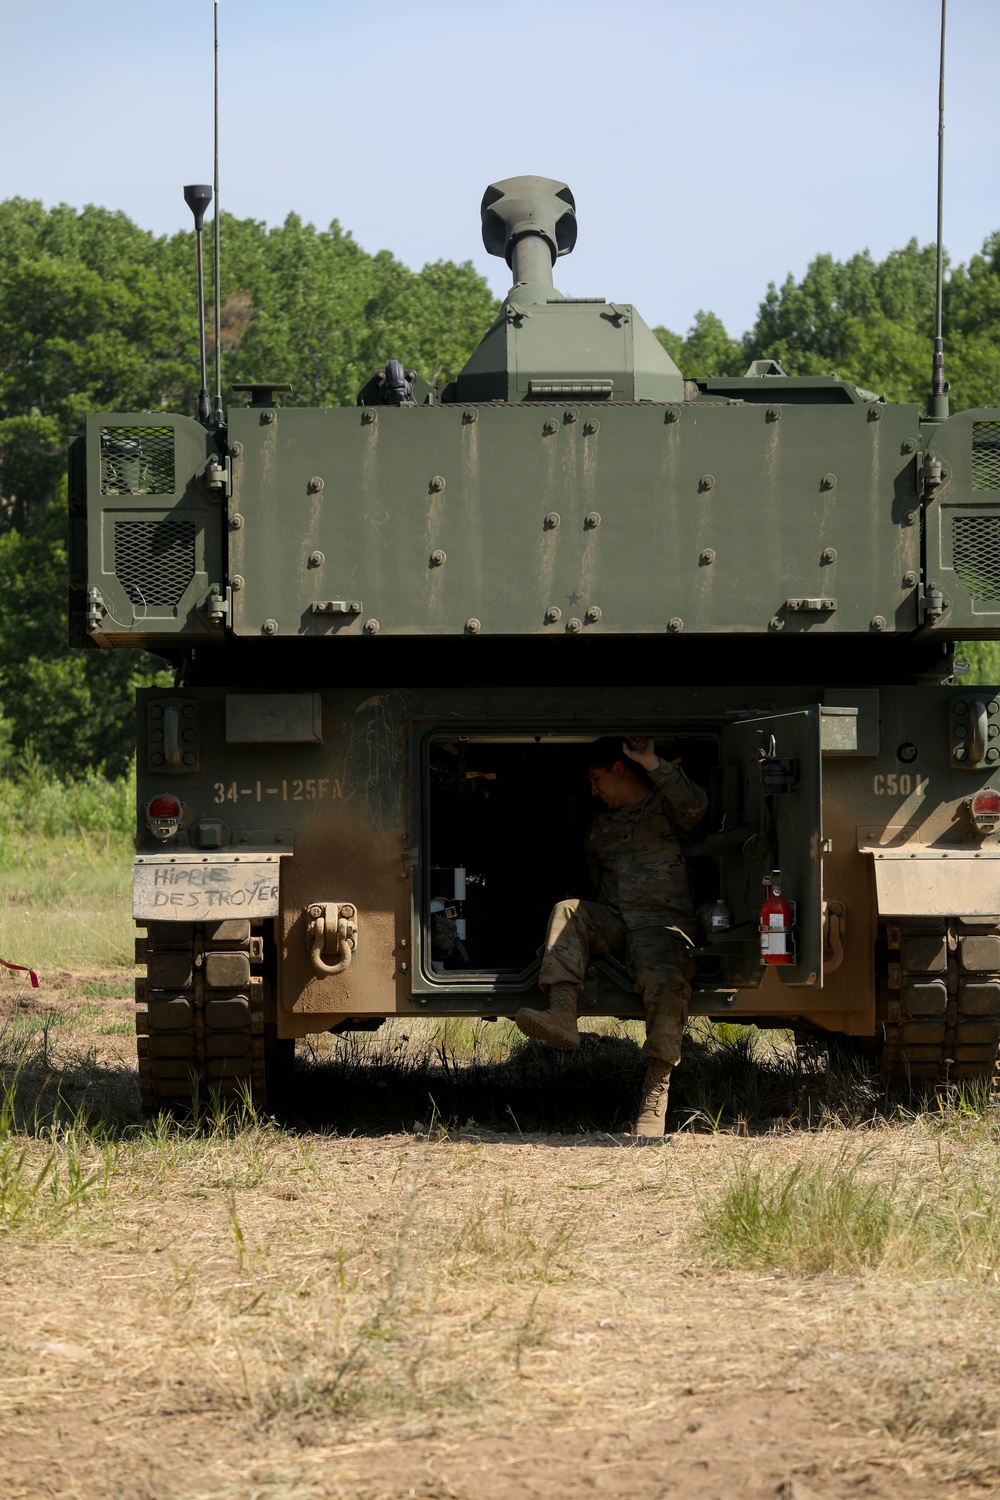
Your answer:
[69,175,1000,1111]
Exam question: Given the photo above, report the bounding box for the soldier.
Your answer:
[515,735,708,1139]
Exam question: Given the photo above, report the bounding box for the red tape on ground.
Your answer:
[0,959,38,988]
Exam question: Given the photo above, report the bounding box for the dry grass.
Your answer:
[3,977,1000,1498]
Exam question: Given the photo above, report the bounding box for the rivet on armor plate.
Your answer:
[465,618,481,634]
[564,408,579,424]
[231,514,244,530]
[821,473,837,490]
[308,551,324,569]
[429,550,446,567]
[902,570,917,587]
[765,407,782,422]
[583,419,599,435]
[699,548,716,566]
[361,409,377,425]
[821,548,838,564]
[543,419,558,435]
[462,409,478,424]
[901,439,916,454]
[232,574,244,590]
[544,511,560,529]
[871,615,887,631]
[667,617,684,633]
[229,442,243,457]
[261,409,276,424]
[584,511,601,529]
[868,405,884,421]
[665,407,681,424]
[364,618,379,635]
[262,619,277,635]
[429,475,446,493]
[903,510,917,526]
[307,476,325,493]
[585,606,602,624]
[544,606,561,624]
[699,474,716,493]
[769,616,784,631]
[566,617,583,633]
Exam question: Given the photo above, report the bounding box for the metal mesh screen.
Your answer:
[953,515,1000,602]
[114,519,195,608]
[100,427,175,495]
[973,423,1000,491]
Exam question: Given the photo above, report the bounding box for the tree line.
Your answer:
[0,197,998,779]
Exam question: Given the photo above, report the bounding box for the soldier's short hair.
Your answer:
[585,736,654,784]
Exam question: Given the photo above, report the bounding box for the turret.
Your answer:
[449,175,684,405]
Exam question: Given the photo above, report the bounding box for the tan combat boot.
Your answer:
[633,1059,672,1139]
[514,983,581,1052]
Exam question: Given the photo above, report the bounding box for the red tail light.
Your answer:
[969,788,1000,836]
[146,794,184,841]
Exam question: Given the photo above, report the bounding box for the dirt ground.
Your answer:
[1,973,999,1500]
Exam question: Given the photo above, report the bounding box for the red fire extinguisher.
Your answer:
[760,870,794,966]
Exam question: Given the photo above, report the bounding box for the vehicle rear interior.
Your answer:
[424,733,722,982]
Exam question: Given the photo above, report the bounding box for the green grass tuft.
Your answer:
[698,1133,1000,1279]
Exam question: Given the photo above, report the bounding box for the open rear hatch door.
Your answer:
[717,708,824,988]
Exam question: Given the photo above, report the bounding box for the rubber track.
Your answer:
[882,918,1000,1082]
[134,919,266,1111]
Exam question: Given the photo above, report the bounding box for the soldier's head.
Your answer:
[585,737,653,809]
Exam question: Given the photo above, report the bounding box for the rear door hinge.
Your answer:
[920,581,950,625]
[203,455,231,501]
[204,584,231,628]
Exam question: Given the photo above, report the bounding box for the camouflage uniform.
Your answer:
[538,759,707,1063]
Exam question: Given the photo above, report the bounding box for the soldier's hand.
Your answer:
[622,736,659,771]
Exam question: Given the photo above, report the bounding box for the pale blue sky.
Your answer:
[2,0,998,339]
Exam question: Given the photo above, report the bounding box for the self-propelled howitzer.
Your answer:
[70,175,1000,1110]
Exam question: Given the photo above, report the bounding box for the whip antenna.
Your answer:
[929,0,949,420]
[212,0,224,427]
[183,183,213,425]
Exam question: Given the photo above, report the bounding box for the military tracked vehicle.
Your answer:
[69,174,1000,1110]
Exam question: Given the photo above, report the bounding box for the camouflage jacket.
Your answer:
[586,758,708,934]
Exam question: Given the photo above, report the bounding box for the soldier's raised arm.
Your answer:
[622,736,708,833]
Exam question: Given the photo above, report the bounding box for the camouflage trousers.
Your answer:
[538,898,696,1065]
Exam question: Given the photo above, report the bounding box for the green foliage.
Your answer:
[958,641,1000,684]
[210,215,497,407]
[0,201,200,530]
[0,764,133,840]
[0,198,497,778]
[654,309,745,377]
[698,1135,1000,1279]
[0,482,169,778]
[741,233,1000,404]
[657,230,1000,404]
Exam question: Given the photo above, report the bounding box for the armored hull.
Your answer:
[69,176,1000,1110]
